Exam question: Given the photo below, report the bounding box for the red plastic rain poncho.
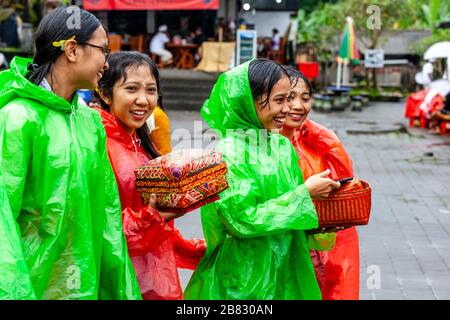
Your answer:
[97,108,206,300]
[290,118,360,300]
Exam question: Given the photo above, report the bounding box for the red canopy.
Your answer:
[84,0,219,10]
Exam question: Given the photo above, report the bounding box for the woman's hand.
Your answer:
[143,193,158,208]
[142,194,185,222]
[305,169,341,200]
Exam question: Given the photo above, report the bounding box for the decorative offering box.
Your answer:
[313,178,372,228]
[135,149,229,213]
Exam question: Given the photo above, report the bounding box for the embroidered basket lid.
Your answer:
[135,149,224,182]
[135,149,229,213]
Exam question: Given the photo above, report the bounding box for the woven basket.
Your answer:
[313,179,371,228]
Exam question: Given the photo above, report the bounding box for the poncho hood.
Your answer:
[201,60,263,136]
[0,56,78,113]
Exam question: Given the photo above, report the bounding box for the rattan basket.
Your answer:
[313,179,371,228]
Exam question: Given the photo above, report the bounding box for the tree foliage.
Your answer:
[297,0,450,59]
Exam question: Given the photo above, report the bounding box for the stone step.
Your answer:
[163,98,207,111]
[160,90,210,100]
[160,80,215,91]
[158,69,218,111]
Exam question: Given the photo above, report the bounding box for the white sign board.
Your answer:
[236,30,257,65]
[365,49,384,68]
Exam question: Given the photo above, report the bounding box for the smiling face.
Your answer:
[285,78,312,129]
[105,64,158,135]
[76,26,110,89]
[254,75,291,130]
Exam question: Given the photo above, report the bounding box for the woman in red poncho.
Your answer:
[95,51,206,299]
[281,67,360,300]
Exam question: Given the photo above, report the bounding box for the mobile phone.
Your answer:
[336,177,353,184]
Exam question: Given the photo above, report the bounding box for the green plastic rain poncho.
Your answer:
[0,57,142,300]
[184,61,322,300]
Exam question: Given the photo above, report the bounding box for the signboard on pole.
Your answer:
[236,29,257,66]
[364,49,384,68]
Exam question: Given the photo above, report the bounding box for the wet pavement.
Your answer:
[168,101,450,300]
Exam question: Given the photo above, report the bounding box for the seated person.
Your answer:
[150,25,173,66]
[192,26,208,46]
[271,28,280,51]
[429,91,450,133]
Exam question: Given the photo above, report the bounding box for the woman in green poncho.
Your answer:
[184,59,340,300]
[0,8,141,299]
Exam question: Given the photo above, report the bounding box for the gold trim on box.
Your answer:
[137,170,228,194]
[136,163,227,189]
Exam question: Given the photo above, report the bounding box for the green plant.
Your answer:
[410,29,450,56]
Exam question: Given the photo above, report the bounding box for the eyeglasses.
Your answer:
[78,42,111,61]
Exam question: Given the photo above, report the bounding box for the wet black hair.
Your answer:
[284,66,313,95]
[248,58,289,109]
[26,7,105,85]
[97,51,161,159]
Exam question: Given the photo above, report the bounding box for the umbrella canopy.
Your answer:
[424,41,450,60]
[338,17,360,65]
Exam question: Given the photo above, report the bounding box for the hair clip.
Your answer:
[52,35,76,51]
[27,62,39,71]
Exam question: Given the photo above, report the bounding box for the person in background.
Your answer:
[422,60,434,87]
[0,52,8,70]
[147,103,172,155]
[271,28,280,51]
[96,51,206,300]
[282,67,360,300]
[0,7,141,300]
[150,25,173,67]
[0,1,20,47]
[192,26,208,46]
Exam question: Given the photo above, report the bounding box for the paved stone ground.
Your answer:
[167,101,450,300]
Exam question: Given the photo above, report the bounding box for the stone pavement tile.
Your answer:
[425,276,450,291]
[434,291,450,300]
[376,275,403,290]
[360,291,378,300]
[399,278,434,292]
[403,290,437,300]
[418,261,449,273]
[403,233,432,246]
[433,247,450,268]
[371,289,405,300]
[385,253,417,264]
[408,209,440,224]
[382,239,410,251]
[393,269,425,279]
[419,227,450,246]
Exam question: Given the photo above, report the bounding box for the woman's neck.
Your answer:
[281,126,296,140]
[45,63,77,102]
